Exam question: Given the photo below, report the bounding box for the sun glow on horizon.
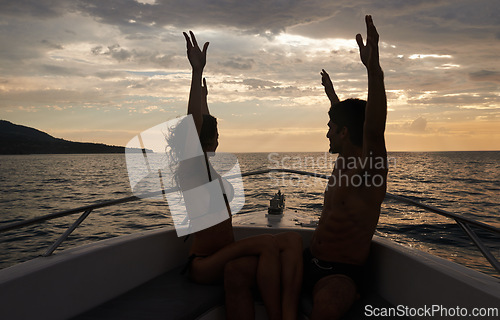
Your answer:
[0,1,498,152]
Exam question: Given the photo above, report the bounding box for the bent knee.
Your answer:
[286,232,303,246]
[277,232,303,251]
[256,234,280,255]
[312,299,346,320]
[224,258,257,288]
[313,287,355,320]
[224,258,256,276]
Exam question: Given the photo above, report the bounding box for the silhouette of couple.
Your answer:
[180,15,387,320]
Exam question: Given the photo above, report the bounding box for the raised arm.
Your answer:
[184,31,209,135]
[356,15,387,163]
[201,77,210,115]
[320,69,340,104]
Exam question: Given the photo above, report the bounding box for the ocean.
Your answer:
[1,152,499,278]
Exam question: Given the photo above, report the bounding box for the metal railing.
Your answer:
[0,168,499,273]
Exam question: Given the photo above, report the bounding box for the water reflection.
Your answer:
[0,152,498,279]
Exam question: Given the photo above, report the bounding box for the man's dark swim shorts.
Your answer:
[303,248,364,293]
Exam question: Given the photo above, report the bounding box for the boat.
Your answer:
[0,169,499,320]
[267,190,285,214]
[266,190,285,221]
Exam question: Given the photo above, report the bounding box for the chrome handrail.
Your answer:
[1,168,498,273]
[0,195,139,233]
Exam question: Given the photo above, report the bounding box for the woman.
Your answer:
[181,31,302,320]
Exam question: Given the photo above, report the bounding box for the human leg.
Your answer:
[310,275,357,320]
[224,256,258,320]
[190,234,281,320]
[275,232,303,320]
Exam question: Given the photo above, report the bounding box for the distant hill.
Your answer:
[0,120,138,154]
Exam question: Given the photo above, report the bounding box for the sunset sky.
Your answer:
[1,0,499,152]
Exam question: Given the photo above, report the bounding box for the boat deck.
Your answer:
[71,264,404,320]
[2,209,498,319]
[72,211,406,320]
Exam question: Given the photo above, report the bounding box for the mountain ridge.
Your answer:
[0,120,134,154]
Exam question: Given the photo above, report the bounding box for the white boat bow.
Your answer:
[0,209,498,320]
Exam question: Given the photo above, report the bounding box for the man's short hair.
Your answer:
[328,98,366,147]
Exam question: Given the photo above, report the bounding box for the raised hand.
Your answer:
[185,31,209,133]
[183,31,209,72]
[356,15,380,72]
[321,69,340,104]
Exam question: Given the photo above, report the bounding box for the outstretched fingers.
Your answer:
[320,69,330,86]
[321,68,340,104]
[357,15,381,69]
[183,32,192,49]
[184,31,209,52]
[355,33,364,51]
[366,16,379,38]
[365,14,372,28]
[366,15,379,48]
[189,31,210,53]
[189,31,198,48]
[183,31,209,71]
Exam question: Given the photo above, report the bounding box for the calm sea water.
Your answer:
[1,152,499,278]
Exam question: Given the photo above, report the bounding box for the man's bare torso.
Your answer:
[310,165,386,266]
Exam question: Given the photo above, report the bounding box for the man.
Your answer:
[224,15,387,319]
[304,15,388,319]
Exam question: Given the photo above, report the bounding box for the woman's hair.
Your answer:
[199,114,217,149]
[163,115,216,194]
[328,98,366,147]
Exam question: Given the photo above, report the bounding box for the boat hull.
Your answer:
[0,212,499,319]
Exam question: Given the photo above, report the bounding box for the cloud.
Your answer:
[41,39,63,50]
[409,117,427,132]
[91,44,175,67]
[242,79,280,89]
[0,0,68,18]
[407,92,498,109]
[469,70,500,83]
[92,44,133,61]
[12,0,496,44]
[0,0,499,152]
[94,71,128,79]
[387,117,429,133]
[219,57,255,70]
[107,44,133,61]
[0,88,110,107]
[40,64,84,76]
[75,0,341,36]
[288,0,499,56]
